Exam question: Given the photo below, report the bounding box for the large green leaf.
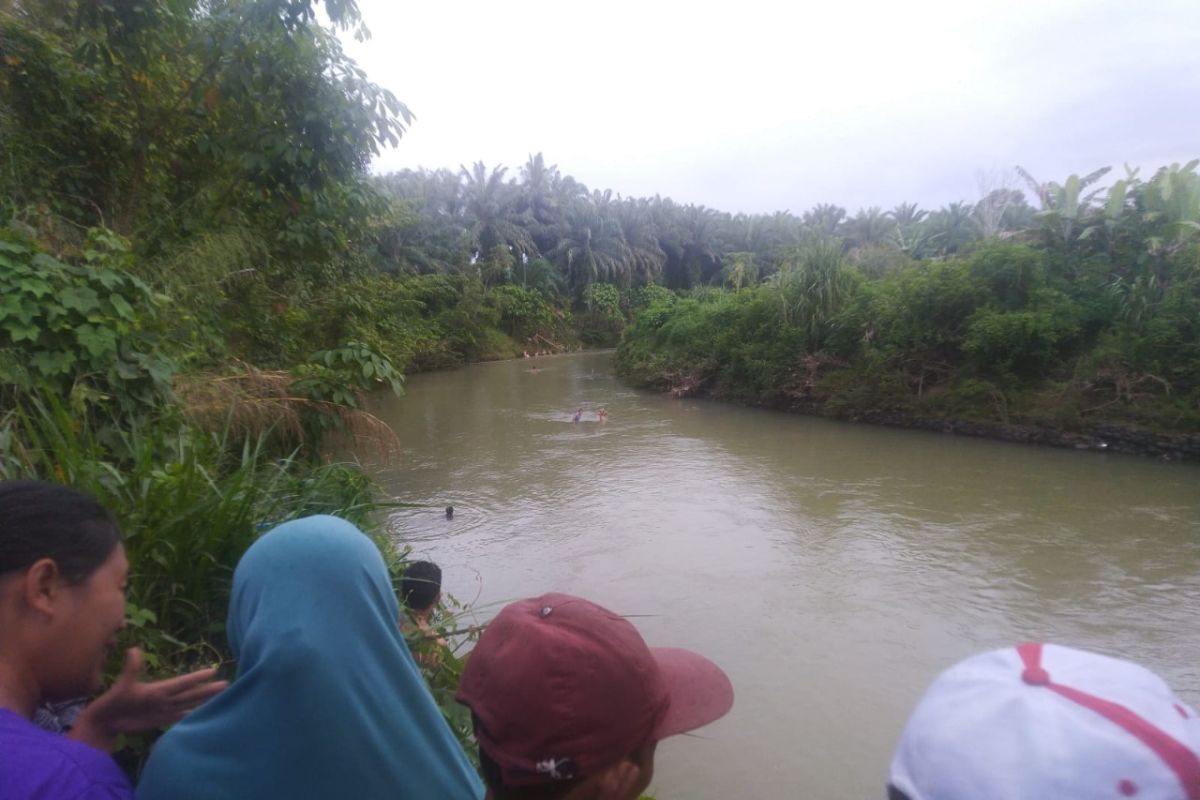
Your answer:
[109,294,136,321]
[4,319,42,343]
[60,286,102,314]
[0,294,37,325]
[75,323,118,357]
[30,350,74,376]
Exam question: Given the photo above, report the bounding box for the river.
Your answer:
[365,351,1200,799]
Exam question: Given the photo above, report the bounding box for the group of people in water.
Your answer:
[2,477,1199,799]
[573,407,607,424]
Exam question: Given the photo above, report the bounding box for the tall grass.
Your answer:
[0,394,381,758]
[2,394,376,663]
[0,392,488,771]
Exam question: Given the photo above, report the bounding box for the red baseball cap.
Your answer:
[456,593,734,786]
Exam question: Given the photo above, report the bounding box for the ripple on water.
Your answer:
[385,501,494,544]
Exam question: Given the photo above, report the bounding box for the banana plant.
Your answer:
[1078,166,1136,243]
[1141,160,1200,254]
[1016,165,1112,247]
[719,252,758,291]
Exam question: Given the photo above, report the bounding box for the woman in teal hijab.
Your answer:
[137,515,484,800]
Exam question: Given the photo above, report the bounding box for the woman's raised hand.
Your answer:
[69,648,228,752]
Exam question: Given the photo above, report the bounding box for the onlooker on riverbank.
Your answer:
[402,559,443,619]
[136,515,483,800]
[0,480,226,800]
[888,642,1200,800]
[401,560,448,666]
[456,593,735,800]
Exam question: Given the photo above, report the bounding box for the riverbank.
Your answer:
[747,391,1198,462]
[843,410,1200,462]
[614,363,1200,463]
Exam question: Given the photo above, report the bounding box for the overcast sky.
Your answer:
[339,0,1200,215]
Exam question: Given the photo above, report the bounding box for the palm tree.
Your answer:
[729,211,803,267]
[802,203,847,237]
[372,169,474,271]
[927,202,980,256]
[845,206,896,249]
[519,152,560,226]
[890,202,927,227]
[676,205,724,287]
[548,197,633,294]
[459,161,535,259]
[615,198,666,286]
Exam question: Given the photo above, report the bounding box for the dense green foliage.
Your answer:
[0,0,478,771]
[1,0,1197,784]
[0,231,173,414]
[617,165,1200,436]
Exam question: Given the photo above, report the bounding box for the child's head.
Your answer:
[400,560,442,613]
[457,593,734,800]
[888,643,1200,800]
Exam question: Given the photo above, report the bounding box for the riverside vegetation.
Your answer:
[614,166,1200,459]
[1,0,1197,780]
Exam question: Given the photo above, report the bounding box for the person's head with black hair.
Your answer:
[400,560,442,615]
[0,479,126,711]
[0,479,121,585]
[0,478,227,793]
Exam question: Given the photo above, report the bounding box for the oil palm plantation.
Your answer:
[548,197,634,294]
[459,161,536,259]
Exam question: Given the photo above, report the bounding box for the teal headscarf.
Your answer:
[137,515,484,800]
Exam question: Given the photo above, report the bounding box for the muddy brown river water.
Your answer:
[365,351,1200,799]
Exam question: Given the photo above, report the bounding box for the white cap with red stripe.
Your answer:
[889,643,1200,800]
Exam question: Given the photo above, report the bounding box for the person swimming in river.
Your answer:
[597,407,608,423]
[573,408,583,423]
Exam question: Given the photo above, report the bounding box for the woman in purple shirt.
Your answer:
[0,480,225,800]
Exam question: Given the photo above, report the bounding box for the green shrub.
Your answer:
[962,302,1080,378]
[291,341,405,409]
[968,242,1047,310]
[489,284,555,341]
[623,284,674,315]
[0,230,174,414]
